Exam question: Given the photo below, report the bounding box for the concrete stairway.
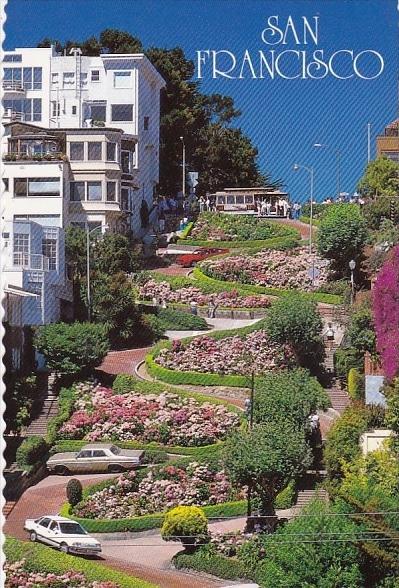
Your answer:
[294,487,328,510]
[327,383,351,414]
[24,396,59,437]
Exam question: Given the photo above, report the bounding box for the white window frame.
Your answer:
[113,71,132,89]
[90,69,100,82]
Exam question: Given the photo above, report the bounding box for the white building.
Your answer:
[2,46,165,235]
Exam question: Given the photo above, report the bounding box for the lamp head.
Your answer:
[293,164,299,171]
[349,259,356,270]
[314,143,323,148]
[179,136,184,141]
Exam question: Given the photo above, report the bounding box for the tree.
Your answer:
[89,272,140,347]
[358,157,399,198]
[100,29,142,54]
[34,322,109,375]
[66,479,83,507]
[161,506,208,551]
[253,500,364,588]
[373,245,399,380]
[363,197,399,231]
[254,369,330,430]
[346,303,376,356]
[265,294,324,371]
[223,423,312,516]
[316,204,367,276]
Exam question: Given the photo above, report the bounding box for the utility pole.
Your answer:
[180,136,186,200]
[367,122,371,163]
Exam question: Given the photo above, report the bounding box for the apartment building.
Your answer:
[2,46,165,235]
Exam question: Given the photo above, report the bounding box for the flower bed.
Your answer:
[138,278,271,309]
[74,461,239,519]
[5,560,117,588]
[58,382,239,446]
[201,246,329,292]
[155,331,294,376]
[184,212,298,246]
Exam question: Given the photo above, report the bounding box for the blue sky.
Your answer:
[5,0,398,201]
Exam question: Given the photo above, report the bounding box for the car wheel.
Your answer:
[55,466,70,476]
[108,464,123,473]
[60,543,69,554]
[29,531,37,542]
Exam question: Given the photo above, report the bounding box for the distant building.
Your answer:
[376,119,399,163]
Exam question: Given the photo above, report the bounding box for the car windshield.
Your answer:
[110,445,120,455]
[58,522,87,535]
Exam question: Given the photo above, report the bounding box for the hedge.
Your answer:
[52,438,224,460]
[60,500,247,533]
[178,234,300,250]
[192,267,342,305]
[4,536,155,588]
[347,367,363,401]
[16,436,49,470]
[112,374,243,411]
[173,546,249,581]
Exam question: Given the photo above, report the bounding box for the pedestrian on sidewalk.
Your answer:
[325,322,335,351]
[190,301,198,315]
[208,298,217,319]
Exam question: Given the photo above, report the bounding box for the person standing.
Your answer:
[206,196,211,211]
[199,196,205,213]
[190,301,198,315]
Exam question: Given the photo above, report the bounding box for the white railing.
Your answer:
[2,109,24,121]
[3,80,25,92]
[12,253,50,271]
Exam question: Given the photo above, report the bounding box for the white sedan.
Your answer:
[24,515,101,556]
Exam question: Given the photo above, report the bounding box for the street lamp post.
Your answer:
[86,224,107,322]
[349,259,356,305]
[180,136,186,201]
[314,143,342,199]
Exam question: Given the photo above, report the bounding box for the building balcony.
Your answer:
[3,81,26,95]
[3,109,25,122]
[3,151,67,162]
[8,253,50,271]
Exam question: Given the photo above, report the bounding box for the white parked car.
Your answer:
[47,443,143,475]
[24,515,101,556]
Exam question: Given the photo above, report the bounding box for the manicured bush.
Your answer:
[4,536,154,588]
[161,505,208,549]
[274,479,297,509]
[16,436,48,469]
[138,313,166,343]
[66,478,83,507]
[34,322,109,375]
[347,368,363,401]
[156,307,209,331]
[173,544,249,580]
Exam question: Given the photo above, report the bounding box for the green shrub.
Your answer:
[156,307,209,331]
[66,478,83,506]
[46,386,76,445]
[137,313,166,344]
[173,544,249,580]
[34,322,109,375]
[16,436,48,469]
[4,536,154,588]
[141,449,169,464]
[161,505,208,549]
[274,479,297,509]
[347,368,363,401]
[334,347,363,381]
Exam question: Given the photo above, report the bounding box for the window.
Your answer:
[51,72,59,86]
[33,68,42,90]
[121,150,133,173]
[106,181,117,202]
[144,116,150,131]
[4,54,22,62]
[38,517,51,528]
[87,142,102,161]
[77,450,92,458]
[23,68,32,90]
[13,233,29,266]
[121,187,129,210]
[72,105,77,115]
[49,521,59,532]
[80,72,88,85]
[70,182,85,201]
[70,142,84,161]
[113,71,132,88]
[63,72,75,87]
[15,178,27,197]
[92,450,106,457]
[106,142,117,161]
[111,104,133,122]
[28,178,60,196]
[51,101,60,118]
[42,230,58,271]
[87,181,102,201]
[110,445,120,455]
[3,67,22,90]
[91,69,100,82]
[89,103,106,122]
[3,178,9,191]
